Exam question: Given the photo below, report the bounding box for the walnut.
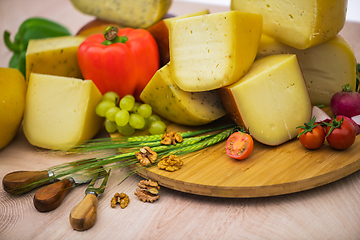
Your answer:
[160,132,183,145]
[110,192,129,209]
[135,146,158,166]
[158,155,183,172]
[134,188,159,203]
[137,179,160,194]
[134,179,160,203]
[111,196,117,208]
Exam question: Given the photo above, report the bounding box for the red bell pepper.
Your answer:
[77,27,159,101]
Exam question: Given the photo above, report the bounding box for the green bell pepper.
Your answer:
[3,17,72,77]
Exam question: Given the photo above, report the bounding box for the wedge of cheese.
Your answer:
[217,54,312,146]
[70,0,172,28]
[140,63,226,126]
[23,73,103,150]
[257,34,357,106]
[168,11,262,92]
[231,0,347,49]
[163,9,210,27]
[148,9,210,67]
[26,36,85,81]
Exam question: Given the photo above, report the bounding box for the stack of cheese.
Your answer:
[23,36,103,150]
[141,0,356,146]
[234,0,356,106]
[141,11,262,126]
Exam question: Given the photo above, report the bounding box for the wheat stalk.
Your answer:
[69,123,236,154]
[14,125,237,194]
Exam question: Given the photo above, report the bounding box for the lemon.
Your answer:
[0,68,27,150]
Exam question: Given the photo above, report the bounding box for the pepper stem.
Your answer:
[3,31,21,53]
[102,26,128,46]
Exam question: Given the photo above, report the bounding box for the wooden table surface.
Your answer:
[1,1,360,239]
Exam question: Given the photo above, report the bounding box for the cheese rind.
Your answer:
[231,0,347,49]
[70,0,173,28]
[23,73,103,150]
[257,34,357,106]
[217,54,312,146]
[26,36,85,81]
[168,11,262,92]
[140,64,226,126]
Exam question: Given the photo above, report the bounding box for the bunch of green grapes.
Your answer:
[95,92,167,136]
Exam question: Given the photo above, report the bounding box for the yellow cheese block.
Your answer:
[163,9,210,28]
[70,0,173,28]
[26,36,85,81]
[140,63,226,126]
[257,34,357,106]
[148,9,210,67]
[231,0,347,49]
[23,73,103,150]
[217,54,312,146]
[168,11,262,92]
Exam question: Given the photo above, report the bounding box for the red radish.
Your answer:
[311,106,331,123]
[351,115,360,125]
[330,84,360,117]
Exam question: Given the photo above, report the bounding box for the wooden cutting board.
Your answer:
[107,8,360,199]
[112,111,360,198]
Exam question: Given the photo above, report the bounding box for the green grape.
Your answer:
[117,123,135,136]
[115,109,130,126]
[139,118,150,130]
[129,113,145,129]
[149,120,167,135]
[130,102,142,113]
[105,107,120,122]
[95,100,116,117]
[124,94,135,101]
[104,119,117,133]
[148,114,161,124]
[137,103,152,118]
[101,91,119,104]
[120,95,135,111]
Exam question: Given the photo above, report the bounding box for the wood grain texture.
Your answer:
[1,0,360,239]
[133,116,360,198]
[33,178,73,212]
[126,109,360,198]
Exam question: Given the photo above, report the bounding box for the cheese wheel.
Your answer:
[26,36,85,81]
[23,74,103,150]
[163,9,210,28]
[148,9,210,67]
[257,34,357,106]
[168,11,262,92]
[218,54,312,146]
[70,0,173,28]
[140,63,226,126]
[231,0,347,49]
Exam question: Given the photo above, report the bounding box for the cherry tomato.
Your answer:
[298,125,326,150]
[226,132,253,160]
[297,117,325,150]
[325,116,356,150]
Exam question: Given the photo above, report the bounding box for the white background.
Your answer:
[177,0,360,23]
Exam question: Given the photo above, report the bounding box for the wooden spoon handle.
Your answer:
[2,170,51,195]
[34,178,73,212]
[69,194,98,231]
